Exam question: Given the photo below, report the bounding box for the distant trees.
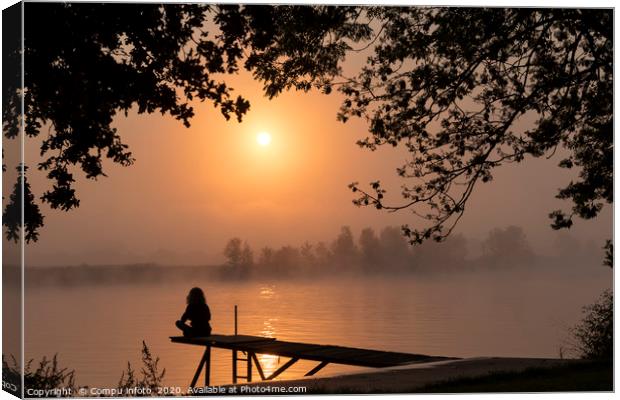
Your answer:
[223,238,243,267]
[359,228,382,272]
[223,238,254,277]
[221,224,544,278]
[413,233,469,273]
[258,247,275,269]
[314,242,331,268]
[378,226,411,272]
[553,232,584,260]
[272,246,302,277]
[330,226,359,271]
[551,232,603,265]
[241,244,254,269]
[481,226,534,267]
[300,242,318,273]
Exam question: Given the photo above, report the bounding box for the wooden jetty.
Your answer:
[170,334,458,388]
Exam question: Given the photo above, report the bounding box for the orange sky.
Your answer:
[21,68,612,266]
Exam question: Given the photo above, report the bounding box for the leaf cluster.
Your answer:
[2,166,44,242]
[336,8,612,244]
[3,4,372,242]
[3,6,612,246]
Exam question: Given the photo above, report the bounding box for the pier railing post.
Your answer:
[190,346,211,389]
[233,304,238,383]
[234,305,238,335]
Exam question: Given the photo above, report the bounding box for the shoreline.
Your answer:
[231,357,592,393]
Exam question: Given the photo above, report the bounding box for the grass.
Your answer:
[413,360,613,393]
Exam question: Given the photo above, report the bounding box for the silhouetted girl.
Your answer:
[175,287,212,337]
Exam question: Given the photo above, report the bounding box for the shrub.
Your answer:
[571,289,613,361]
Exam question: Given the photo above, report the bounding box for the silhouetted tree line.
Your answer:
[23,224,605,287]
[217,225,592,279]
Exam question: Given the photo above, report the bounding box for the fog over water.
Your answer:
[23,221,612,389]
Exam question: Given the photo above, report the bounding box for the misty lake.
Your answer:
[25,267,611,391]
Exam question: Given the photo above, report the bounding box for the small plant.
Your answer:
[3,354,22,394]
[139,341,166,391]
[4,342,166,397]
[117,341,166,396]
[117,362,137,393]
[3,353,76,397]
[27,355,76,396]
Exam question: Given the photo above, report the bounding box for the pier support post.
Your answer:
[265,357,299,380]
[247,352,253,382]
[233,304,239,383]
[204,346,211,386]
[190,346,211,388]
[305,361,328,376]
[251,353,266,380]
[232,350,238,383]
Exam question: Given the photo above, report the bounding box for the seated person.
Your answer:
[175,287,212,337]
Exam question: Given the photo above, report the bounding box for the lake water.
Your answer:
[24,268,611,392]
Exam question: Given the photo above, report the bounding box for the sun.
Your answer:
[256,132,272,147]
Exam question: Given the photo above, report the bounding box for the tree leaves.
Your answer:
[3,6,612,247]
[2,166,44,243]
[3,4,372,242]
[331,8,612,244]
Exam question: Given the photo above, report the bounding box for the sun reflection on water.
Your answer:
[256,312,281,376]
[259,285,275,299]
[257,353,280,377]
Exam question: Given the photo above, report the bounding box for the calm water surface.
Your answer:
[25,269,611,390]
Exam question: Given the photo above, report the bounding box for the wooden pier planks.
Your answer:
[171,335,456,368]
[172,334,275,345]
